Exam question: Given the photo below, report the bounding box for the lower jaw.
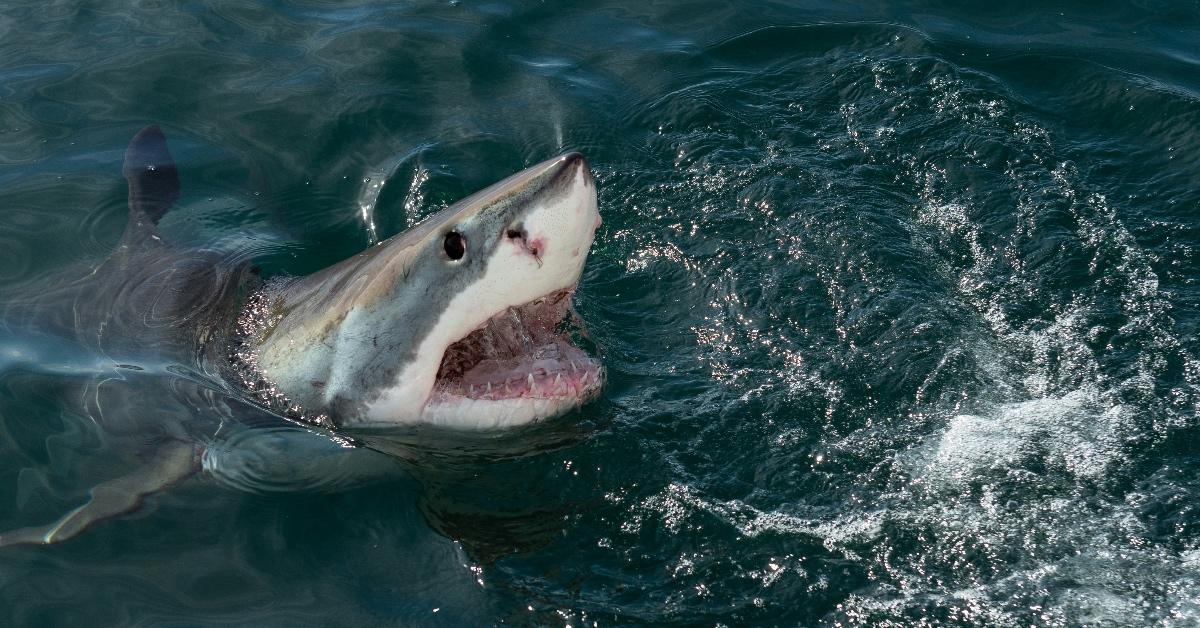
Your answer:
[420,287,603,428]
[417,389,602,430]
[434,336,602,394]
[421,358,604,429]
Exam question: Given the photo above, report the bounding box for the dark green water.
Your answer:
[2,1,1199,625]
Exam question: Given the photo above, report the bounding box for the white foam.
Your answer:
[915,388,1130,489]
[633,482,883,556]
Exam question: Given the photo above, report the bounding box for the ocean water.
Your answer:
[1,1,1199,625]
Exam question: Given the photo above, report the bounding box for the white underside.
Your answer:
[417,395,585,430]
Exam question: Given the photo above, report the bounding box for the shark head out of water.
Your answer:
[242,153,603,430]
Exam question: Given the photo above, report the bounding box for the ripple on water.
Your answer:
[573,20,1200,624]
[201,426,402,494]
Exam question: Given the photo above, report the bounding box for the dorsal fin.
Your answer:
[122,125,179,224]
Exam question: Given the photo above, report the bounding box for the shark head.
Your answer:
[245,153,603,430]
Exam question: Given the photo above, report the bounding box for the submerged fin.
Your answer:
[122,125,180,225]
[0,440,198,548]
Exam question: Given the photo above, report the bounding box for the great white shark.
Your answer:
[0,126,603,546]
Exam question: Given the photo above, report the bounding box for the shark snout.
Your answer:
[508,153,598,279]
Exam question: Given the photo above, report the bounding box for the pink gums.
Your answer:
[431,290,602,403]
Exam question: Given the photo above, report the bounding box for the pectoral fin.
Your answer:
[0,440,198,548]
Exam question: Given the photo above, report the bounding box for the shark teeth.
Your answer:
[436,343,602,402]
[446,363,604,401]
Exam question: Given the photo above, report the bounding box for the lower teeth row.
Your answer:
[443,363,596,398]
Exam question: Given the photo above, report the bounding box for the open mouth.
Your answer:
[431,290,603,405]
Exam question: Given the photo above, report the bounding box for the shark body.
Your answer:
[0,126,603,546]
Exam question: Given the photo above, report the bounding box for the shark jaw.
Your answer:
[248,153,604,430]
[419,289,604,429]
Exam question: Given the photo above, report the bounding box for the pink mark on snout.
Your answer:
[528,237,546,258]
[508,227,547,263]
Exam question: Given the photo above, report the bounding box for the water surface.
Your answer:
[1,1,1199,625]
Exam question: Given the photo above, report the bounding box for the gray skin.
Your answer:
[0,126,597,546]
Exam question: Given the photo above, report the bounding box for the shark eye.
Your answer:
[443,231,466,260]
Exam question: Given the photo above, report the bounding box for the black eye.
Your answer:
[443,231,466,260]
[506,229,523,239]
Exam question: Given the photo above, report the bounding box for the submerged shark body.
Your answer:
[0,126,602,546]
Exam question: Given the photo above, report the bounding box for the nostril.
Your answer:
[505,225,542,262]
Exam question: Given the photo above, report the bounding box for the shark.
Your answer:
[0,126,603,546]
